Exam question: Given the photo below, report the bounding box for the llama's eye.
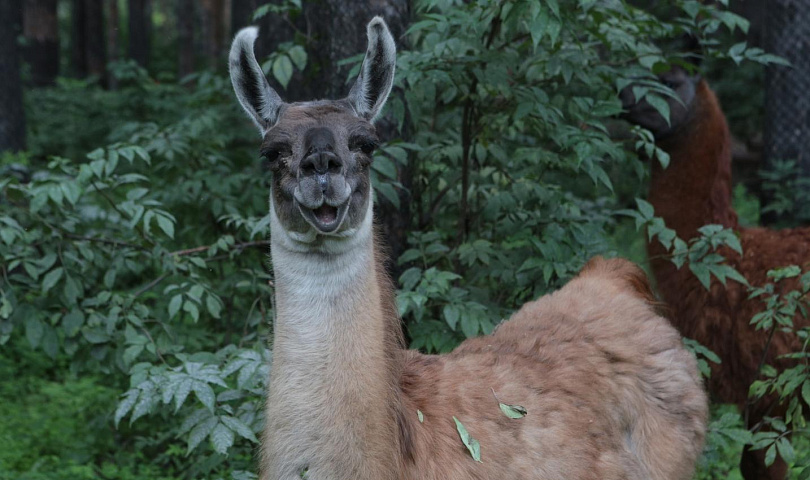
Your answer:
[261,143,292,169]
[350,137,377,156]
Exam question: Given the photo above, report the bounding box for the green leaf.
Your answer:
[417,410,424,423]
[460,314,479,338]
[375,182,400,209]
[221,415,258,443]
[443,304,460,330]
[211,422,235,454]
[802,381,810,407]
[183,300,200,322]
[288,45,307,70]
[41,267,64,294]
[103,269,116,289]
[273,55,294,89]
[206,294,222,319]
[193,381,216,412]
[41,325,59,359]
[157,214,175,238]
[764,443,776,467]
[499,402,528,419]
[645,94,671,127]
[187,416,218,454]
[453,416,482,463]
[169,294,183,318]
[115,390,139,427]
[25,316,45,348]
[174,378,194,411]
[776,437,795,464]
[60,181,82,205]
[636,199,654,220]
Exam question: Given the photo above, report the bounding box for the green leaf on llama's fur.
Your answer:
[417,409,424,423]
[453,416,482,463]
[499,402,528,419]
[491,388,527,419]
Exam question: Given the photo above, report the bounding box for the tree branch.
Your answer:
[169,240,271,257]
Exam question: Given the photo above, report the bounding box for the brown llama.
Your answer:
[622,67,810,480]
[230,18,707,480]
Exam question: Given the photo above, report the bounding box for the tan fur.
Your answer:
[398,256,707,480]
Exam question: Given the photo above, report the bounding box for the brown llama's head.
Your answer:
[229,18,395,250]
[620,65,700,138]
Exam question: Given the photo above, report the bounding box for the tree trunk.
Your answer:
[177,0,196,78]
[71,0,87,77]
[230,0,260,32]
[83,0,107,84]
[0,0,27,152]
[200,0,226,70]
[23,0,59,87]
[762,0,810,224]
[302,1,408,99]
[128,0,151,69]
[107,0,120,88]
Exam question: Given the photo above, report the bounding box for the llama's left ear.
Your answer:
[229,27,285,133]
[347,17,396,122]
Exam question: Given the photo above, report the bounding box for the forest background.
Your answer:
[1,0,809,479]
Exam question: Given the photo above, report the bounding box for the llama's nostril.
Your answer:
[327,158,341,174]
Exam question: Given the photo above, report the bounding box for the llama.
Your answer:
[622,67,810,480]
[230,18,707,480]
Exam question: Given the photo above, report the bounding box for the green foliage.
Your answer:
[759,159,810,227]
[391,0,766,352]
[2,70,268,478]
[746,267,810,475]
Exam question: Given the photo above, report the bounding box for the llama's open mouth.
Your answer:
[298,201,349,234]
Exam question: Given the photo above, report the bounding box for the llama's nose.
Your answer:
[300,127,343,181]
[300,149,341,176]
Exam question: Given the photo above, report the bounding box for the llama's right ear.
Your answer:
[229,27,284,133]
[347,17,397,121]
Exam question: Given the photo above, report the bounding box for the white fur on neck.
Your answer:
[264,194,392,479]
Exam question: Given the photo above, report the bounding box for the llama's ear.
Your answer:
[347,17,396,122]
[229,27,285,133]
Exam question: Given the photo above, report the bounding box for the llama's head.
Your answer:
[620,66,700,138]
[229,17,395,250]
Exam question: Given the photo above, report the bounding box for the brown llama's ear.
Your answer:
[347,17,396,122]
[229,27,285,133]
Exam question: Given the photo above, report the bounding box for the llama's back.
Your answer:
[401,257,707,480]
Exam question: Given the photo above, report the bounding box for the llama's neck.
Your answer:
[263,202,406,480]
[648,80,739,241]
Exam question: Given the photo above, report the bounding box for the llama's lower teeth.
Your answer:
[314,205,338,224]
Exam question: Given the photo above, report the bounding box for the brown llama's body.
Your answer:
[641,79,810,479]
